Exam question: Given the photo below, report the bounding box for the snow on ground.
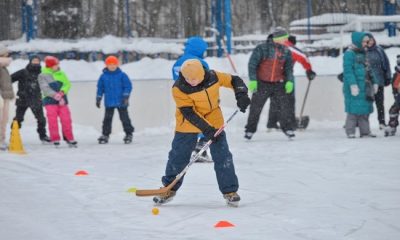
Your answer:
[0,111,399,240]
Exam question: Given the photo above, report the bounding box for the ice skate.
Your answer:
[98,135,109,144]
[66,140,78,148]
[244,132,254,140]
[384,126,396,137]
[153,190,176,206]
[282,130,295,139]
[123,134,133,144]
[223,192,240,207]
[40,136,51,144]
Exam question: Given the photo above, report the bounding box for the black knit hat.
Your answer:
[29,54,41,62]
[272,27,289,41]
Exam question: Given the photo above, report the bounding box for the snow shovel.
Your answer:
[295,80,312,130]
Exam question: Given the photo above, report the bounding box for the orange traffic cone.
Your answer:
[214,220,235,228]
[8,120,26,154]
[75,170,89,176]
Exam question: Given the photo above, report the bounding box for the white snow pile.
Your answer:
[3,35,183,55]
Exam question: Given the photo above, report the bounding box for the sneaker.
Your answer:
[40,135,51,144]
[98,135,109,144]
[360,133,377,138]
[384,127,396,137]
[244,132,254,140]
[53,141,60,147]
[283,130,295,138]
[347,134,356,139]
[223,192,241,207]
[153,190,176,206]
[123,134,133,144]
[379,123,386,130]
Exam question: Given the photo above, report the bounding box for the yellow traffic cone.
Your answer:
[8,120,26,154]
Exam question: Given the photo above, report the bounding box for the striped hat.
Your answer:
[272,27,289,41]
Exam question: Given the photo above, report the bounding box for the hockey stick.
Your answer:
[136,109,239,197]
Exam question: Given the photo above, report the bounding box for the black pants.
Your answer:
[388,101,400,128]
[13,104,47,139]
[374,86,385,125]
[245,81,294,133]
[102,107,134,136]
[267,92,296,128]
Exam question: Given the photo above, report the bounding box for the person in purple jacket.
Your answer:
[96,56,134,144]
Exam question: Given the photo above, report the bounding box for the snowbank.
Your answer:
[7,47,400,81]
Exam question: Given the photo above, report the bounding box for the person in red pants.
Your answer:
[38,56,77,147]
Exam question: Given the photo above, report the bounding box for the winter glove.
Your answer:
[59,98,66,106]
[53,92,64,101]
[96,97,101,108]
[236,93,251,113]
[203,126,220,142]
[306,70,316,81]
[373,84,379,94]
[285,81,294,94]
[350,85,359,96]
[248,80,257,92]
[122,96,129,107]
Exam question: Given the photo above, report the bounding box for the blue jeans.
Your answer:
[162,131,239,194]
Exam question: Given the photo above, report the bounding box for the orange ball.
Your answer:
[152,207,159,215]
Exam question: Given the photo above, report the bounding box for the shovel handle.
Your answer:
[299,80,312,118]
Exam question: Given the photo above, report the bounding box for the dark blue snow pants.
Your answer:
[161,131,239,194]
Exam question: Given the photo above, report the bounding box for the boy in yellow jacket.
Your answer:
[154,59,250,206]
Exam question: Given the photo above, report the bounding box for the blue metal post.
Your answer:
[32,0,38,39]
[384,0,397,37]
[211,0,216,28]
[216,0,223,57]
[22,1,27,37]
[224,0,232,54]
[125,0,132,38]
[26,2,33,41]
[307,0,312,42]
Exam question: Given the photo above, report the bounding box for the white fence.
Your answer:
[9,76,395,135]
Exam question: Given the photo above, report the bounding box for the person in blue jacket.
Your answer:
[343,32,378,138]
[172,36,211,162]
[172,36,209,81]
[96,56,134,144]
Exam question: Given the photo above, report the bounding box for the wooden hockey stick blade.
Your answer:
[135,178,178,197]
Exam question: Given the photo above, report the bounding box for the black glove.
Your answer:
[203,126,219,142]
[306,70,316,81]
[96,97,101,108]
[236,94,251,113]
[122,96,129,107]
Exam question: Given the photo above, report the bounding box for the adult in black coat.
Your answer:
[11,55,49,142]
